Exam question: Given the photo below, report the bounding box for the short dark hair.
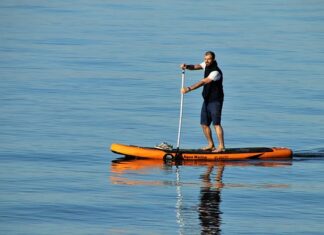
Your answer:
[205,51,215,60]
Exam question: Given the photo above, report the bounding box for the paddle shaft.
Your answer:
[176,70,185,149]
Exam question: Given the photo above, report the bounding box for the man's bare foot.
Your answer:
[201,145,215,151]
[212,147,225,153]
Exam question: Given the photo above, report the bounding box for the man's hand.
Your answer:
[180,64,186,70]
[181,87,190,94]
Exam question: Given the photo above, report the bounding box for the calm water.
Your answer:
[1,1,324,234]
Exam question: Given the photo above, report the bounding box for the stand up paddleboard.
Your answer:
[110,70,292,161]
[110,143,292,161]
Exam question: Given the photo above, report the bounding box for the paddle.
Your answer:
[176,69,185,158]
[175,71,185,232]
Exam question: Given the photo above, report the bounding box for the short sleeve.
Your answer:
[200,62,206,69]
[207,71,221,81]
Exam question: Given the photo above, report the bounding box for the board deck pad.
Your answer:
[111,143,293,161]
[157,147,274,154]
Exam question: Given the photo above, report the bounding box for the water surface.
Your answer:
[1,1,324,234]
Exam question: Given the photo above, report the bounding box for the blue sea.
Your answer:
[1,1,324,234]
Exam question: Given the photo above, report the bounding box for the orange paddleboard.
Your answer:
[110,143,292,161]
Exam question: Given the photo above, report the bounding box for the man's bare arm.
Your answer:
[180,64,203,70]
[181,77,212,94]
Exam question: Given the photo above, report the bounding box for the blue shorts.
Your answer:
[200,100,223,126]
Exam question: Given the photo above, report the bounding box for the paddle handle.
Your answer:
[176,69,185,149]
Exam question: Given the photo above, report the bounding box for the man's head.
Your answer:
[204,51,216,67]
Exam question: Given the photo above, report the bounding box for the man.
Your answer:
[180,51,225,152]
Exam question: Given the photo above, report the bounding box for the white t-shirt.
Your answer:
[200,62,221,81]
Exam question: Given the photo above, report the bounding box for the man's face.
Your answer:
[204,54,213,66]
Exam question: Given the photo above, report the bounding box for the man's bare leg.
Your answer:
[213,125,225,152]
[201,125,215,150]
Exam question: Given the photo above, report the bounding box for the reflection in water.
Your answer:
[111,157,174,186]
[110,157,292,234]
[199,165,224,235]
[176,167,185,235]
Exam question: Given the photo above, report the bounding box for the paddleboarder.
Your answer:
[180,51,225,153]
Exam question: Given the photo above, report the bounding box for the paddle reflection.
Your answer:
[110,157,292,234]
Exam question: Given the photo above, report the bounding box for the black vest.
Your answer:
[202,61,224,102]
